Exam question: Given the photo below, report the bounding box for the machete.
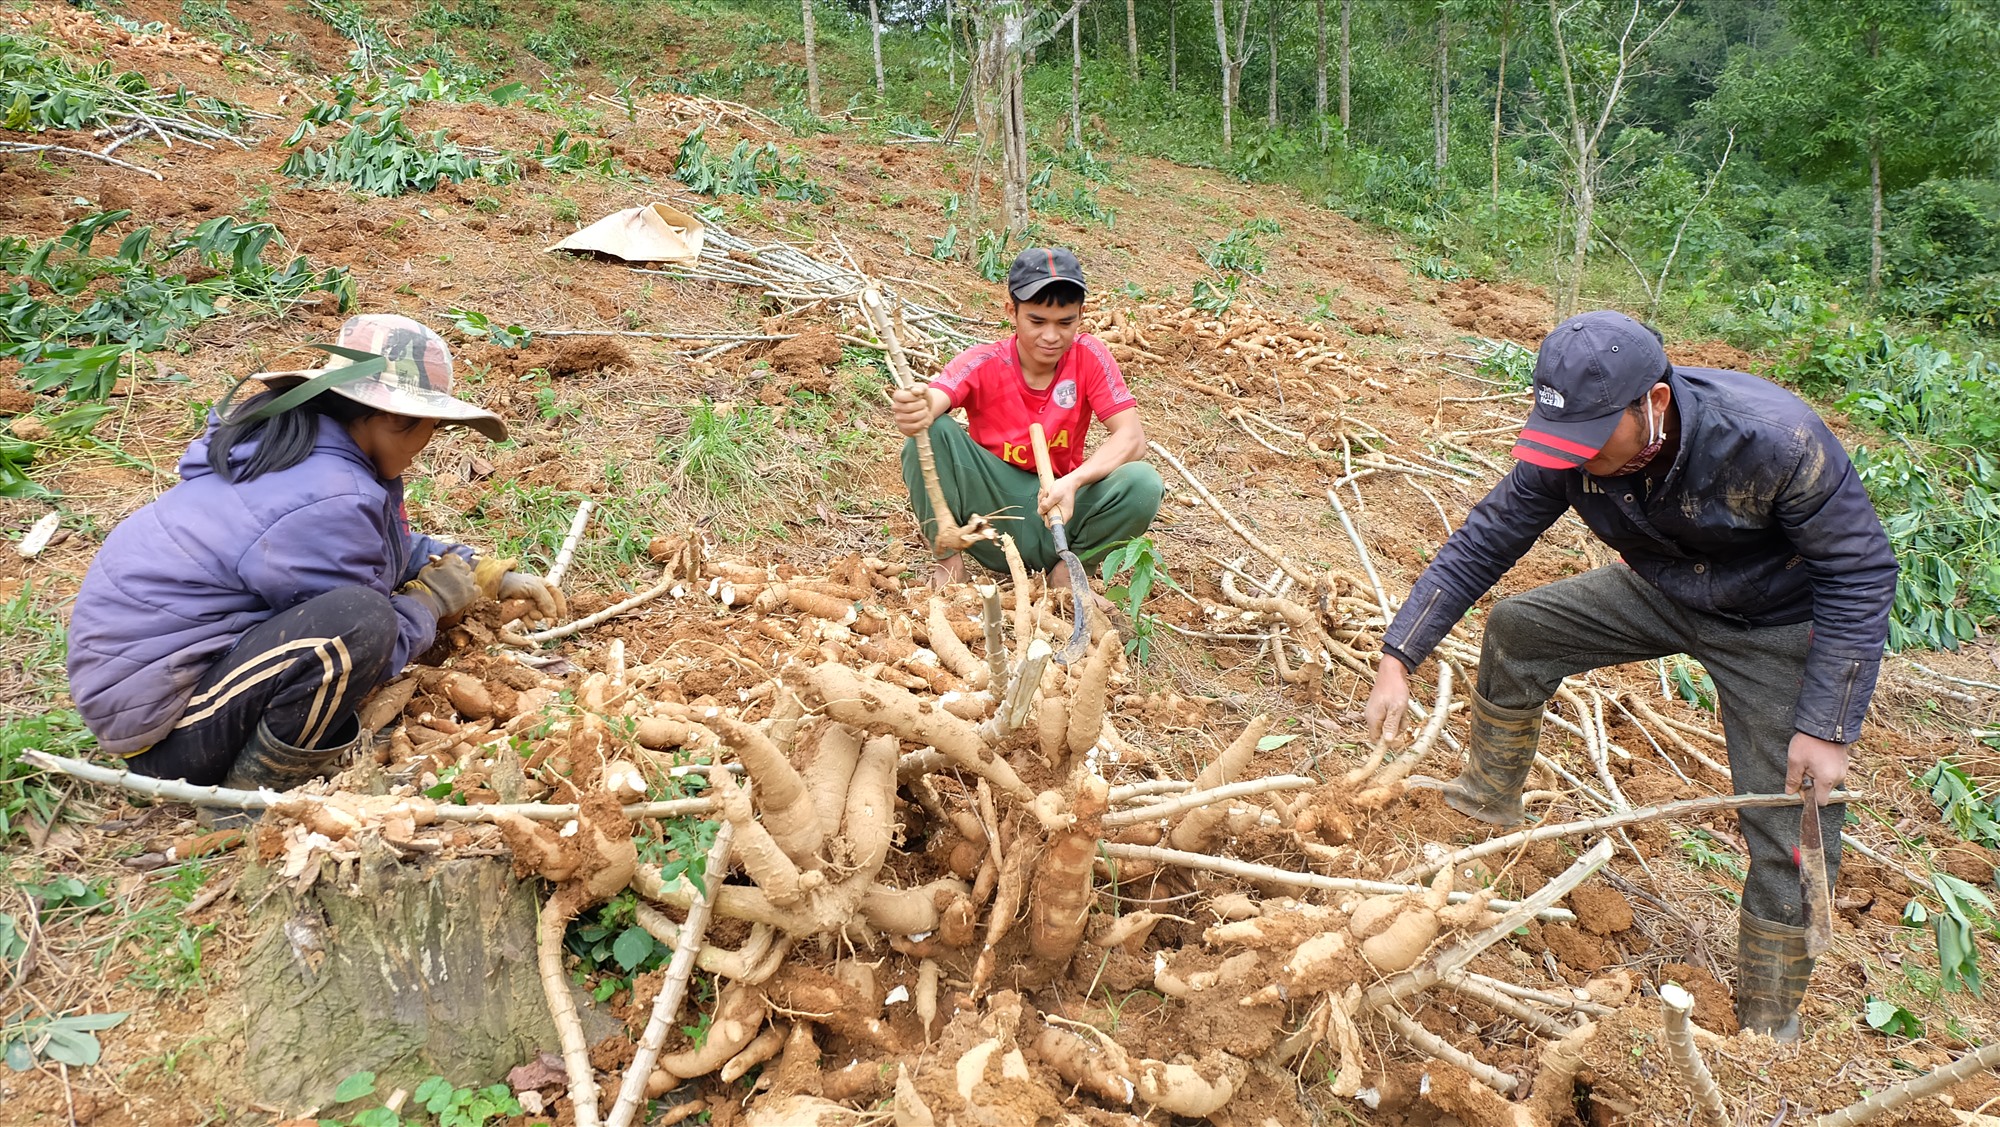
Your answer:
[1028,422,1094,666]
[1796,773,1834,957]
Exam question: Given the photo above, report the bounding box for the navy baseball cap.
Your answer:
[1007,247,1087,302]
[1512,310,1671,469]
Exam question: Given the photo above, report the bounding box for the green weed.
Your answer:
[658,401,778,500]
[974,229,1010,283]
[324,1069,522,1127]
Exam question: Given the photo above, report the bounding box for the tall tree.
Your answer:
[1710,0,1980,300]
[1316,0,1329,148]
[967,0,1088,234]
[1212,0,1256,150]
[1433,3,1451,169]
[802,0,820,115]
[1267,0,1280,126]
[1537,0,1682,317]
[1489,0,1518,204]
[1071,1,1084,146]
[1169,0,1179,90]
[1126,0,1140,78]
[869,0,886,95]
[1339,0,1351,133]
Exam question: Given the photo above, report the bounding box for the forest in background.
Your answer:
[353,0,2000,650]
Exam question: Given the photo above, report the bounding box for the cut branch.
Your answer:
[1659,982,1728,1127]
[1813,1041,2000,1127]
[1386,791,1854,885]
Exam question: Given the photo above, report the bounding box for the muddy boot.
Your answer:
[1440,691,1543,826]
[1736,913,1813,1040]
[203,716,365,829]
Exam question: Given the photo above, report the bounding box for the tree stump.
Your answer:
[227,837,613,1108]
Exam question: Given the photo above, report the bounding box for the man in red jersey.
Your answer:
[891,247,1162,590]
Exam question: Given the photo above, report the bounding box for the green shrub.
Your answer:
[282,109,518,196]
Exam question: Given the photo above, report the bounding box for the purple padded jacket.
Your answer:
[66,414,468,755]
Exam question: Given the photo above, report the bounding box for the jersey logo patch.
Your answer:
[1052,379,1078,408]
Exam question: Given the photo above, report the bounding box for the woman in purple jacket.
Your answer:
[67,315,563,800]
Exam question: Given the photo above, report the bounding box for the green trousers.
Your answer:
[1475,563,1839,929]
[902,416,1164,575]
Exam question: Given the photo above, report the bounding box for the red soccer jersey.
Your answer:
[927,333,1138,477]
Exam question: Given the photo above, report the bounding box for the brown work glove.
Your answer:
[404,553,478,620]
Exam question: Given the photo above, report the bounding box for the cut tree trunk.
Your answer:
[228,840,618,1108]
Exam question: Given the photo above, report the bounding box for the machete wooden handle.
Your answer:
[1028,423,1057,499]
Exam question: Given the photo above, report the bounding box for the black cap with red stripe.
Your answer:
[1007,246,1088,301]
[1512,310,1671,469]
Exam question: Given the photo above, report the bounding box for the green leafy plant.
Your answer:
[0,33,247,136]
[322,1069,521,1127]
[447,308,532,348]
[1202,219,1278,275]
[1098,536,1185,662]
[1190,275,1241,315]
[1903,873,1998,995]
[283,109,518,196]
[674,127,827,203]
[1920,760,2000,848]
[974,229,1010,283]
[1666,655,1717,713]
[565,892,669,1002]
[2,212,351,400]
[1,1010,128,1070]
[1863,996,1924,1038]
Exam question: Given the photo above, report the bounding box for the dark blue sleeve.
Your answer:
[1381,465,1571,670]
[1776,420,1897,742]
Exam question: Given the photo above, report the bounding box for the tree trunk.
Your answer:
[1072,8,1084,147]
[1491,27,1507,204]
[230,843,619,1108]
[1338,0,1351,132]
[947,0,957,88]
[1213,0,1234,150]
[1433,6,1449,170]
[1005,52,1029,232]
[1316,0,1328,148]
[1267,0,1279,127]
[1169,0,1178,90]
[971,2,1031,234]
[802,0,820,115]
[1563,170,1593,318]
[1126,0,1139,78]
[1869,136,1884,301]
[870,0,886,95]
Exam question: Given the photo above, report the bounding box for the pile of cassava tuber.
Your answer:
[266,533,1643,1127]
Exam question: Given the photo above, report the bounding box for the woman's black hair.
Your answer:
[1017,279,1086,308]
[207,389,382,483]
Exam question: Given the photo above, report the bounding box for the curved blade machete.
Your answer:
[1029,423,1094,666]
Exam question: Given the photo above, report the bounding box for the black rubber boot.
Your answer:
[204,715,364,829]
[1736,912,1813,1041]
[1440,690,1543,826]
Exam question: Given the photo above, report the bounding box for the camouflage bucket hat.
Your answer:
[251,314,508,441]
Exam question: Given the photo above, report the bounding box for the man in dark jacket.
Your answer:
[1365,309,1897,1040]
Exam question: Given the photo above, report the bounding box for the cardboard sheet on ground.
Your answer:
[546,202,705,263]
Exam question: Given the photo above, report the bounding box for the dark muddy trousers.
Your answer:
[1476,564,1842,928]
[902,415,1165,575]
[126,586,398,786]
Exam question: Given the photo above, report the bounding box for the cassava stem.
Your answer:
[1658,983,1728,1127]
[605,820,737,1127]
